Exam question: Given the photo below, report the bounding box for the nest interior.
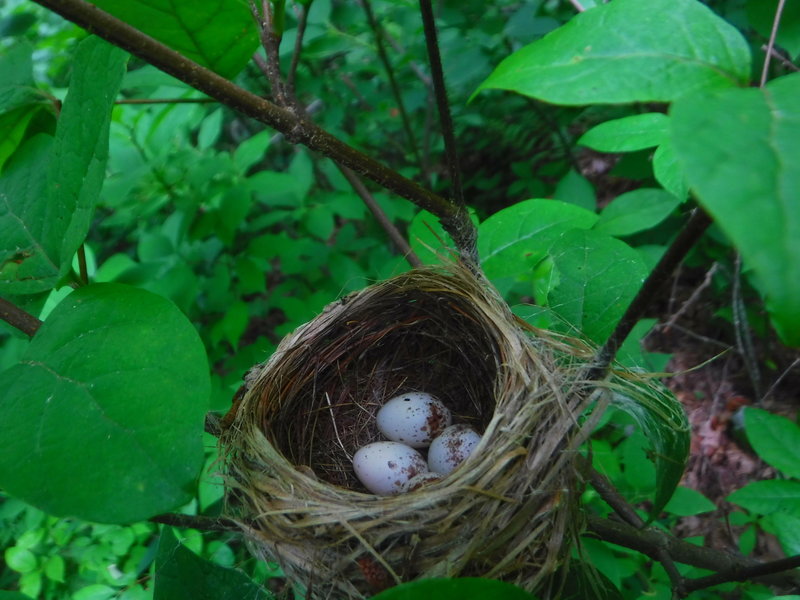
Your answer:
[220,264,597,598]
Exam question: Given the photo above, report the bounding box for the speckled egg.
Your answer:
[427,424,482,475]
[352,441,429,496]
[375,392,452,448]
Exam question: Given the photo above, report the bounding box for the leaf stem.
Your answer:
[0,297,42,338]
[31,0,476,262]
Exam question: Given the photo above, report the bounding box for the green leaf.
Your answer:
[652,137,689,201]
[0,105,43,172]
[671,73,800,345]
[475,0,750,105]
[4,547,37,573]
[154,528,268,600]
[43,554,66,583]
[0,37,127,294]
[609,379,690,519]
[553,169,596,211]
[743,407,800,478]
[0,284,209,524]
[662,486,716,516]
[578,113,669,153]
[478,199,598,280]
[747,0,800,59]
[372,578,537,600]
[544,229,648,343]
[0,41,38,113]
[770,513,800,556]
[91,0,258,78]
[728,480,800,516]
[594,189,681,237]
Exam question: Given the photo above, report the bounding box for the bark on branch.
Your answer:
[32,0,477,265]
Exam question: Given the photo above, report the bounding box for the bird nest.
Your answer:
[219,263,601,598]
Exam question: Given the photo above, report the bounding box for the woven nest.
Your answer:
[219,263,601,598]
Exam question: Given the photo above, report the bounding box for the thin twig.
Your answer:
[32,0,476,262]
[568,0,586,12]
[761,44,800,72]
[760,0,787,87]
[337,165,423,268]
[760,357,800,403]
[361,0,424,172]
[115,97,216,105]
[286,2,309,93]
[0,297,43,337]
[662,262,719,332]
[418,0,464,208]
[150,513,239,532]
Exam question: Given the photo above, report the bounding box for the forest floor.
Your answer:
[646,266,800,563]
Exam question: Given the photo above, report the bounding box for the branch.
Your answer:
[150,512,239,532]
[759,0,787,87]
[588,208,712,378]
[337,165,423,268]
[418,0,465,209]
[0,297,42,337]
[586,516,800,590]
[33,0,478,265]
[361,0,424,172]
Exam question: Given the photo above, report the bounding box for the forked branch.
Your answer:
[32,0,478,265]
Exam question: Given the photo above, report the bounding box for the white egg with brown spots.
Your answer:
[375,392,452,448]
[427,424,482,475]
[352,441,429,496]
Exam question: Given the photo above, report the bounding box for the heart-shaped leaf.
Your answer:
[0,284,209,523]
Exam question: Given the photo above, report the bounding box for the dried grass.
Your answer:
[220,263,601,598]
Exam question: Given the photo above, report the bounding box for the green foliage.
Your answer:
[1,0,799,597]
[671,74,800,346]
[475,0,750,104]
[91,0,258,78]
[153,528,268,600]
[0,36,127,293]
[0,284,209,523]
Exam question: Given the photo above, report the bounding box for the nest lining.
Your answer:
[220,264,598,598]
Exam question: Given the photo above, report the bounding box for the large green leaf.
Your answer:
[0,284,209,524]
[0,37,127,294]
[92,0,259,78]
[671,73,800,346]
[475,0,750,105]
[743,407,800,478]
[154,528,268,600]
[544,229,648,344]
[609,378,690,520]
[478,199,598,280]
[372,578,536,600]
